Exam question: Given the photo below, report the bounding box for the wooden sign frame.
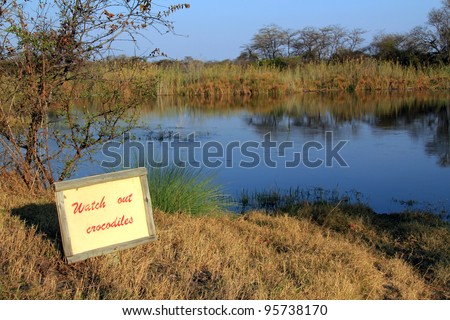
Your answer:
[54,168,156,264]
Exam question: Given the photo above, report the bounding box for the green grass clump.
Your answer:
[147,165,224,215]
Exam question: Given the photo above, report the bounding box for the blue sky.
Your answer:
[131,0,443,60]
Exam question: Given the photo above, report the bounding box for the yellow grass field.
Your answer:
[1,176,446,300]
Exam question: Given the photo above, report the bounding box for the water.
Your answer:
[71,92,450,214]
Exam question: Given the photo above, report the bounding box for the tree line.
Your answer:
[239,0,450,66]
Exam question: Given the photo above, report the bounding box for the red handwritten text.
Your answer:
[117,193,133,204]
[72,196,106,214]
[86,214,134,234]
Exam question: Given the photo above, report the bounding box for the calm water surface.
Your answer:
[76,92,450,214]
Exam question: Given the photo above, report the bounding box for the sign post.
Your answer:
[54,168,156,264]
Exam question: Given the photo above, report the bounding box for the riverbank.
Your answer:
[0,174,448,299]
[55,58,450,101]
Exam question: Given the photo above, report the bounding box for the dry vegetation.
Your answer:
[0,173,447,300]
[96,58,450,98]
[46,59,450,105]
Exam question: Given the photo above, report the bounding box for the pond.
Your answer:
[74,91,450,214]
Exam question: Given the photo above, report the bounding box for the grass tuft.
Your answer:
[147,165,225,215]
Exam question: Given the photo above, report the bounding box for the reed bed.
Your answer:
[98,59,450,98]
[7,58,446,111]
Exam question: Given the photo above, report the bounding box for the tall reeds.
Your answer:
[39,58,449,106]
[110,59,449,97]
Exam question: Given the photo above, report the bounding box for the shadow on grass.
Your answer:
[10,202,62,248]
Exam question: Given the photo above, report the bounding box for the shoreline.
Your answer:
[1,179,448,299]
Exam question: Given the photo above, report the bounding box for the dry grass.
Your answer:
[0,182,432,299]
[103,59,450,97]
[46,59,450,103]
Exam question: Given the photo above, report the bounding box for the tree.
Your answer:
[244,24,366,63]
[427,0,450,63]
[0,1,189,190]
[236,44,259,64]
[403,26,434,64]
[283,28,300,57]
[249,24,288,60]
[292,26,322,61]
[320,25,346,59]
[292,25,365,62]
[368,0,450,65]
[331,28,366,61]
[346,28,366,52]
[368,33,407,62]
